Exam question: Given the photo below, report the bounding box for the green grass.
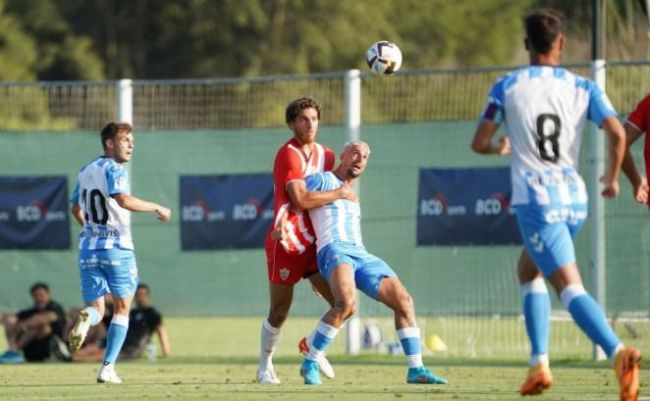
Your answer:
[0,358,635,401]
[0,317,645,401]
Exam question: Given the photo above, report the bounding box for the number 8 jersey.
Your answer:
[71,156,133,250]
[480,66,618,206]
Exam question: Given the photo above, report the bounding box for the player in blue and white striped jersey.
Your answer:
[298,141,447,386]
[471,9,640,400]
[68,122,171,384]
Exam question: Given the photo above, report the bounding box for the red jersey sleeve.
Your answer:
[628,94,650,134]
[323,146,336,171]
[275,146,305,188]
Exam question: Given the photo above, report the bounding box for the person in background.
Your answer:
[70,285,169,362]
[620,93,650,205]
[0,283,67,363]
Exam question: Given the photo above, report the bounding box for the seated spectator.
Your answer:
[0,283,68,363]
[69,284,170,362]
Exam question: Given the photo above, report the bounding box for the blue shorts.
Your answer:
[78,248,138,303]
[317,242,396,299]
[515,203,587,277]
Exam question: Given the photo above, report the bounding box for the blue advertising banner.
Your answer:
[0,176,70,250]
[180,173,274,250]
[417,167,521,246]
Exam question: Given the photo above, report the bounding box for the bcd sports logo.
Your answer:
[16,200,66,222]
[420,193,447,216]
[182,197,273,222]
[474,192,512,216]
[232,198,273,221]
[420,193,466,216]
[181,197,226,222]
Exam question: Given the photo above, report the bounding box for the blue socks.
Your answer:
[83,306,102,326]
[521,279,550,363]
[306,321,339,361]
[561,284,620,358]
[103,314,129,365]
[397,327,423,368]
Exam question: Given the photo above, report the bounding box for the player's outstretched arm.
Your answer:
[70,204,84,226]
[286,180,356,211]
[599,117,626,198]
[620,122,649,204]
[112,193,171,222]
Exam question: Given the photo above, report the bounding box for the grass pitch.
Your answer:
[0,317,645,401]
[0,358,635,401]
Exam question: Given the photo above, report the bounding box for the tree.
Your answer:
[5,0,104,80]
[46,0,534,79]
[0,0,38,81]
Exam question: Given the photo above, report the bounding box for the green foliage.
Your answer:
[23,0,534,79]
[5,0,105,80]
[0,86,76,130]
[3,0,649,81]
[0,0,38,81]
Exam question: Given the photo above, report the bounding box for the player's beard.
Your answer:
[347,167,360,178]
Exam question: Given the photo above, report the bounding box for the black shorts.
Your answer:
[23,338,50,362]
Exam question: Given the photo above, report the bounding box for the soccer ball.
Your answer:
[366,41,403,75]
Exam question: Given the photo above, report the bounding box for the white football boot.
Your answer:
[256,368,281,384]
[97,363,122,384]
[69,310,91,351]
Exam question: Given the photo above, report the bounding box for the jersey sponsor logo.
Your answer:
[79,255,115,268]
[543,206,587,224]
[85,229,120,238]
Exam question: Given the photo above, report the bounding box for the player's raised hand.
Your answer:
[156,207,172,222]
[338,181,358,202]
[599,175,620,198]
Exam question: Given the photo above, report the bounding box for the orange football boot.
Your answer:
[615,347,641,401]
[519,363,552,396]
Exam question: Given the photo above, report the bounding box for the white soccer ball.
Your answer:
[366,41,403,75]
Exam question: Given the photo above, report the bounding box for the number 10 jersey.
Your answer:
[71,156,133,250]
[480,66,618,206]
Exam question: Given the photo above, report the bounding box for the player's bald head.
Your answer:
[341,141,371,157]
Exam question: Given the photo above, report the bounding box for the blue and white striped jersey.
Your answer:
[304,172,362,252]
[70,156,133,250]
[481,66,618,206]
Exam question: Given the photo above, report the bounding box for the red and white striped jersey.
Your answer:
[271,138,335,254]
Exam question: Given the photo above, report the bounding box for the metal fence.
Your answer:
[2,61,648,131]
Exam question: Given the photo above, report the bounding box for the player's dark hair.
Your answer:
[137,283,150,293]
[524,8,564,54]
[285,97,321,124]
[30,282,49,294]
[100,122,133,151]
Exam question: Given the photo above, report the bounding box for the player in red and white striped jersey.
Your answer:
[622,93,650,206]
[257,97,355,384]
